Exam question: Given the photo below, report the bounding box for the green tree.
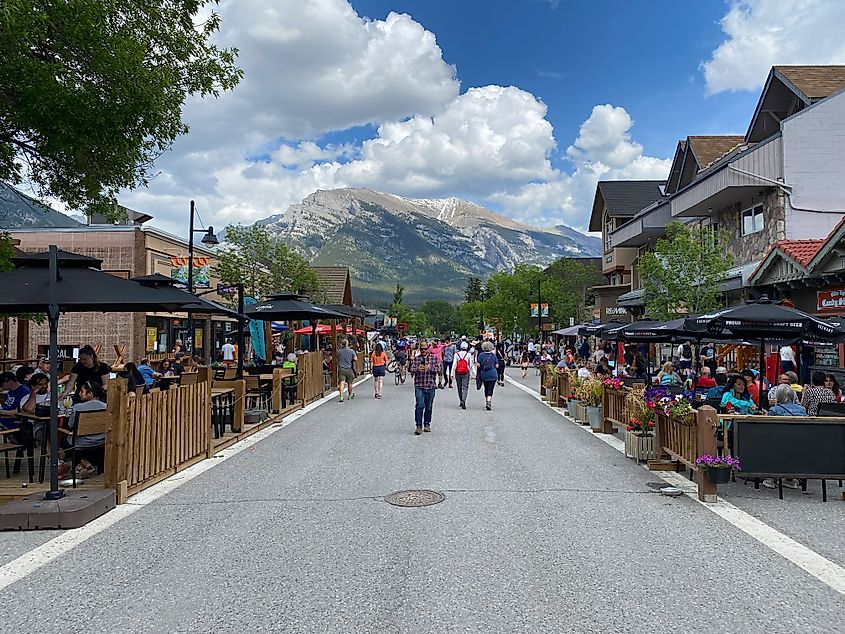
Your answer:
[458,300,486,335]
[464,276,484,303]
[0,0,242,218]
[544,257,603,325]
[639,221,733,320]
[216,225,321,300]
[419,300,460,335]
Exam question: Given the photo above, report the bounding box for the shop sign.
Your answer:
[817,288,845,311]
[146,327,158,353]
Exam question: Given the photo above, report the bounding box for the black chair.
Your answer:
[816,402,845,417]
[63,409,108,488]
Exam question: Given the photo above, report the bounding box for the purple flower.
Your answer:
[695,454,741,471]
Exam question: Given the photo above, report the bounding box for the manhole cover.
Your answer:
[384,490,445,507]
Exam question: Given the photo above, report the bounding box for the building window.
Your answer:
[604,214,613,252]
[741,205,764,236]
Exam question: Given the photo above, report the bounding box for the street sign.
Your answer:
[569,317,575,327]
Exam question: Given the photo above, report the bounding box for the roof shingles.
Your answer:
[775,65,845,100]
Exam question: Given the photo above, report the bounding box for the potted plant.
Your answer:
[695,454,741,484]
[578,378,604,430]
[567,376,583,421]
[623,391,657,462]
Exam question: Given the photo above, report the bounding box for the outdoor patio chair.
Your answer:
[0,428,24,479]
[223,367,237,380]
[244,376,268,410]
[61,410,109,488]
[180,373,198,386]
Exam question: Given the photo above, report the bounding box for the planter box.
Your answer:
[624,430,657,462]
[586,405,603,431]
[575,401,587,424]
[547,387,559,406]
[566,399,578,418]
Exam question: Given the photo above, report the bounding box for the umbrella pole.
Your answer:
[46,246,64,500]
[758,338,765,409]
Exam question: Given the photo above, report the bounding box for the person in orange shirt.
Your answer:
[370,342,388,399]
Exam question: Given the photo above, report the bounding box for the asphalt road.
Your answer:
[0,368,842,633]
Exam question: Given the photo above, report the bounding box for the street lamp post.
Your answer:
[186,200,219,359]
[537,278,542,344]
[196,283,244,379]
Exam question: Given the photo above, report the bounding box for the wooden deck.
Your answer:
[0,470,106,504]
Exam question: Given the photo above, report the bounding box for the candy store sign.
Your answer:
[817,288,845,311]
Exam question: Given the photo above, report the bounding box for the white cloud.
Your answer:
[702,0,845,94]
[491,105,671,228]
[118,1,667,236]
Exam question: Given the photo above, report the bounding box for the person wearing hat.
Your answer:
[452,341,473,409]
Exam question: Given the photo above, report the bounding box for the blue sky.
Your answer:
[350,0,755,159]
[113,0,845,237]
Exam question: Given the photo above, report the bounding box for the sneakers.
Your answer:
[485,402,492,411]
[349,392,355,400]
[414,427,422,435]
[423,425,431,433]
[782,478,800,489]
[460,401,466,410]
[760,478,776,489]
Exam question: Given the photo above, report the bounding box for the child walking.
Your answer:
[520,351,529,378]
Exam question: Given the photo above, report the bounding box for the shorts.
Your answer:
[339,368,356,383]
[372,365,386,377]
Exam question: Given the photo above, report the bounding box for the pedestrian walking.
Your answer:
[453,341,473,409]
[370,342,387,398]
[495,343,506,386]
[336,339,357,402]
[442,337,456,388]
[409,340,441,434]
[520,350,529,378]
[476,340,500,411]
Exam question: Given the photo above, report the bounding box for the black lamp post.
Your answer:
[186,200,219,358]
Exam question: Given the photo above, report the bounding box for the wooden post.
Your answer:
[331,320,338,387]
[600,384,614,434]
[696,406,718,503]
[104,379,129,495]
[272,366,283,413]
[16,317,29,359]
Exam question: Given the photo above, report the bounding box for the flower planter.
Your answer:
[575,401,588,424]
[566,399,578,418]
[547,387,559,406]
[586,405,602,431]
[703,465,732,484]
[624,430,656,462]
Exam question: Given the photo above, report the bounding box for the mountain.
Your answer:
[256,188,601,306]
[0,181,82,229]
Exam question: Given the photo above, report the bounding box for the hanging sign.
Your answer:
[817,288,845,311]
[530,303,549,318]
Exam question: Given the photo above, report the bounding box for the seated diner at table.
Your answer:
[63,382,108,479]
[766,385,807,416]
[657,361,681,386]
[118,362,146,394]
[706,368,728,400]
[20,373,50,414]
[720,374,758,414]
[695,366,717,389]
[785,371,803,395]
[824,373,841,402]
[172,353,187,375]
[0,370,30,428]
[158,359,175,376]
[137,358,159,387]
[65,345,111,395]
[801,370,837,416]
[767,373,797,405]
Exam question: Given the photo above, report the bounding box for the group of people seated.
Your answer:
[119,353,195,393]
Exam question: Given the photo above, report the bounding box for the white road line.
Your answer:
[0,376,371,591]
[505,374,845,597]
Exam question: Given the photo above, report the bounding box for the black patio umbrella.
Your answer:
[0,247,198,500]
[244,293,347,353]
[579,320,625,338]
[685,297,845,407]
[617,318,691,343]
[243,292,347,321]
[131,274,243,319]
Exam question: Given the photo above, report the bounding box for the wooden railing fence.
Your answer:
[105,378,212,502]
[297,351,325,403]
[655,410,697,468]
[601,385,629,434]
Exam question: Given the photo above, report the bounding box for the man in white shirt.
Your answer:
[527,340,536,364]
[221,339,235,365]
[779,345,796,373]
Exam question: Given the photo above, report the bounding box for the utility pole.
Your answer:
[537,278,542,344]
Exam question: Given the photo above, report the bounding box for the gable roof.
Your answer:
[775,65,845,100]
[312,266,353,306]
[747,65,845,143]
[749,239,823,286]
[588,180,664,232]
[664,140,687,195]
[686,136,745,171]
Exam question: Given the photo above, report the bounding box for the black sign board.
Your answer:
[734,418,845,478]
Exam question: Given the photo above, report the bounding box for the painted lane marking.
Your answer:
[505,374,845,598]
[0,377,371,591]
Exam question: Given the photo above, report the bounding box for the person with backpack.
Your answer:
[677,342,693,375]
[452,341,473,410]
[476,340,500,411]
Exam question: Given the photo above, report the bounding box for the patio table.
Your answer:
[15,411,69,483]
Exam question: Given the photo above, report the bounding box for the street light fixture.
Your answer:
[187,200,219,356]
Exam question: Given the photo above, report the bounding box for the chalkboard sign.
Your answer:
[734,418,845,478]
